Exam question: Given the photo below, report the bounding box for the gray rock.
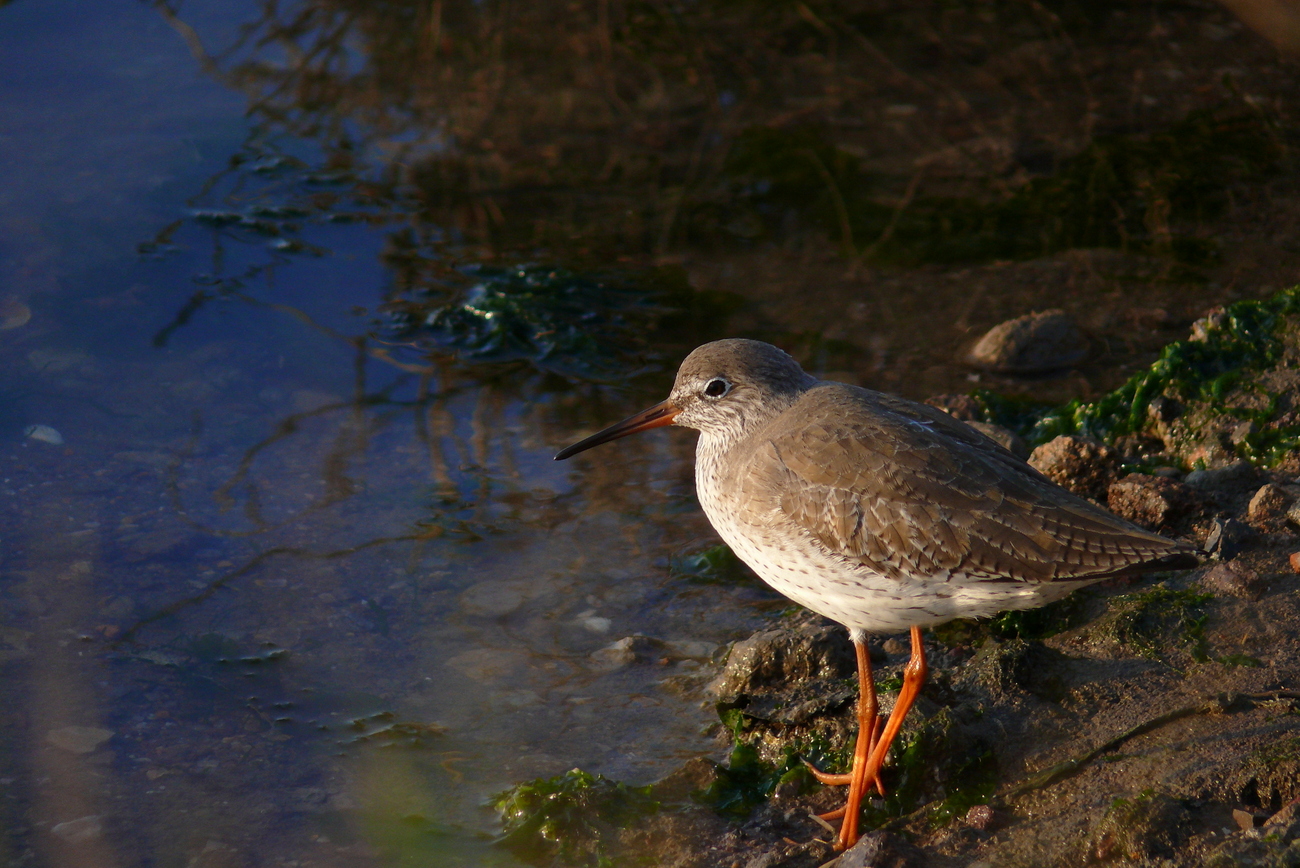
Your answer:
[966,309,1088,373]
[589,635,669,670]
[1205,517,1251,561]
[1183,459,1257,491]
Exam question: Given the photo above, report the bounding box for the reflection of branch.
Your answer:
[152,290,215,347]
[153,0,222,79]
[111,534,433,646]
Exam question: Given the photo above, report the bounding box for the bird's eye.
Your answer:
[703,378,730,398]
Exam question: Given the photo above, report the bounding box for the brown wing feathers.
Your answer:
[750,385,1196,585]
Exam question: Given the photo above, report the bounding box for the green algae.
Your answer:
[1028,288,1300,444]
[384,264,681,381]
[494,768,658,866]
[1094,585,1213,661]
[694,707,810,815]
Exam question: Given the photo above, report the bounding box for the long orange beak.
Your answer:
[554,399,680,460]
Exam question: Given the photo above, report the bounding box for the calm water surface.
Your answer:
[0,3,785,865]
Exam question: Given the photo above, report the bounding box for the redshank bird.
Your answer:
[555,339,1199,850]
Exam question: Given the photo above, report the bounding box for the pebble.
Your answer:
[1289,552,1300,574]
[46,726,113,754]
[1233,808,1261,830]
[24,424,64,445]
[1205,517,1251,561]
[0,295,31,330]
[1247,484,1293,524]
[965,804,996,830]
[1029,435,1118,500]
[966,309,1088,373]
[51,815,103,843]
[1107,474,1197,530]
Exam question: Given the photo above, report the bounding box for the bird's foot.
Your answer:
[801,757,886,797]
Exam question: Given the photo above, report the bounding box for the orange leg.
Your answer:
[835,625,928,851]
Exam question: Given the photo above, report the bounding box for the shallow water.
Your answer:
[1,1,1294,865]
[0,3,772,864]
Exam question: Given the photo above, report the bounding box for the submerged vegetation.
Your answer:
[494,769,658,866]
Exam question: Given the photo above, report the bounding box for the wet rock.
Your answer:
[1287,502,1300,529]
[1248,483,1295,526]
[1088,790,1190,863]
[646,757,720,808]
[51,815,103,844]
[707,622,857,701]
[1028,435,1119,500]
[46,726,113,754]
[966,309,1088,373]
[1201,561,1266,600]
[24,424,63,445]
[967,421,1030,458]
[1205,517,1252,561]
[1106,473,1200,531]
[458,579,539,617]
[589,635,669,670]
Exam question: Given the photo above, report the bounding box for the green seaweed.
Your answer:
[384,264,673,380]
[1029,288,1300,442]
[494,768,658,866]
[694,707,807,815]
[1099,585,1213,661]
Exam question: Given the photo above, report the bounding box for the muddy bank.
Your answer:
[497,289,1300,867]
